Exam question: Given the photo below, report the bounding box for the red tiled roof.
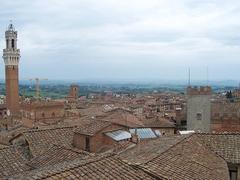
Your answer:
[140,135,229,180]
[74,120,112,136]
[15,154,155,180]
[143,117,175,128]
[0,146,30,178]
[198,133,240,164]
[27,145,91,169]
[19,126,76,157]
[100,108,145,128]
[119,135,187,164]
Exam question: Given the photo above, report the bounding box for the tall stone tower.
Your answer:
[187,86,212,132]
[2,23,20,116]
[69,84,79,99]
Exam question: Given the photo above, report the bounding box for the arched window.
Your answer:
[42,112,45,118]
[52,112,55,117]
[6,40,9,48]
[11,39,15,49]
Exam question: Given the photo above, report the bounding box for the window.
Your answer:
[42,113,45,118]
[196,113,202,120]
[229,170,237,180]
[11,39,14,49]
[52,112,55,117]
[85,137,90,151]
[6,39,9,48]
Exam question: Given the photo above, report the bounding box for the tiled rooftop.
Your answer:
[14,154,155,180]
[0,144,8,149]
[198,133,240,164]
[27,145,91,169]
[18,126,76,157]
[143,117,175,128]
[119,135,187,164]
[74,120,112,136]
[140,135,229,180]
[0,146,30,178]
[100,108,145,128]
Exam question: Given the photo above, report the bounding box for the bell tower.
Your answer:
[2,23,20,116]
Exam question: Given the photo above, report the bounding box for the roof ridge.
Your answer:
[29,154,114,178]
[23,125,76,133]
[52,144,91,155]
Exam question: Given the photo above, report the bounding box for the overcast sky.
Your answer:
[1,0,240,83]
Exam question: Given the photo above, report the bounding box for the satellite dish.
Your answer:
[7,110,11,116]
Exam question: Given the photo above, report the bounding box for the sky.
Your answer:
[1,0,240,83]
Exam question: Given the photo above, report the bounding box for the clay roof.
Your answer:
[0,104,6,110]
[15,154,155,180]
[119,135,187,164]
[143,117,175,128]
[0,146,30,178]
[74,120,112,136]
[21,101,64,110]
[198,133,240,164]
[27,145,91,169]
[140,135,229,180]
[0,144,8,149]
[100,108,145,128]
[19,126,75,157]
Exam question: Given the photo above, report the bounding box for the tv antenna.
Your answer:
[188,67,191,87]
[206,66,209,86]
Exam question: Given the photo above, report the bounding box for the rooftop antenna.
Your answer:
[188,67,191,87]
[206,66,209,86]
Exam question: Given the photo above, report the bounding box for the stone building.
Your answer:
[65,84,79,109]
[20,101,65,127]
[2,23,20,117]
[187,86,212,132]
[68,84,79,100]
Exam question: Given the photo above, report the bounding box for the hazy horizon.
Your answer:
[1,0,240,81]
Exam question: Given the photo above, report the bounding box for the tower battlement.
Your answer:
[187,86,212,96]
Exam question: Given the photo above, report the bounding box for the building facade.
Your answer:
[21,101,65,127]
[2,23,20,117]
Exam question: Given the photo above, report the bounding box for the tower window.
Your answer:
[85,137,90,151]
[11,39,14,49]
[6,40,9,48]
[196,113,202,120]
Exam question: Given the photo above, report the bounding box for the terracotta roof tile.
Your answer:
[27,145,91,169]
[0,146,30,178]
[14,154,155,180]
[74,120,112,136]
[140,135,229,180]
[119,135,187,164]
[100,108,145,128]
[198,133,240,164]
[21,126,75,157]
[142,117,175,128]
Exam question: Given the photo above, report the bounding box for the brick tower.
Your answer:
[2,23,20,116]
[69,84,79,99]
